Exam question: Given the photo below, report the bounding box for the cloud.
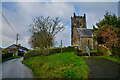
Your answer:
[2,6,32,47]
[17,2,75,22]
[1,2,118,48]
[2,2,75,48]
[74,2,118,28]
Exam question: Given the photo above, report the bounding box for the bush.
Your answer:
[2,49,10,53]
[111,46,120,58]
[2,53,13,60]
[98,45,111,56]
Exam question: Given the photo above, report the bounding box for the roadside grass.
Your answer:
[23,52,89,78]
[90,50,98,53]
[82,50,98,53]
[101,56,120,64]
[82,56,120,64]
[2,56,20,62]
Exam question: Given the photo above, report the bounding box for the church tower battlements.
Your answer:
[71,13,86,29]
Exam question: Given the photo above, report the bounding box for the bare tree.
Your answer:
[29,16,66,49]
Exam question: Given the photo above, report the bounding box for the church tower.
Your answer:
[71,13,87,45]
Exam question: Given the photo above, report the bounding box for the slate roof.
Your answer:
[7,44,29,51]
[7,44,18,49]
[77,28,94,38]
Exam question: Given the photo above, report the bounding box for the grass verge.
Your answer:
[101,56,120,64]
[23,52,89,78]
[2,56,20,62]
[82,56,120,64]
[82,50,98,53]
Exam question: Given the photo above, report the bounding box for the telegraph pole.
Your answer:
[16,34,19,45]
[61,40,62,53]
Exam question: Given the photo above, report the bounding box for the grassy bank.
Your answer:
[2,56,20,62]
[23,52,89,78]
[101,56,120,64]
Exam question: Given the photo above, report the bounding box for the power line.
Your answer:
[0,11,18,34]
[0,10,24,45]
[0,11,24,39]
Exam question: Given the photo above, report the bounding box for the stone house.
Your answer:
[6,44,29,56]
[71,13,96,50]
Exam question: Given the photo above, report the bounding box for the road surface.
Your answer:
[84,57,120,78]
[2,57,33,78]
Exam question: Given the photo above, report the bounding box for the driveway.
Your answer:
[84,57,120,78]
[2,57,33,78]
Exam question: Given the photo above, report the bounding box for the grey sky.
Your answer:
[1,2,118,48]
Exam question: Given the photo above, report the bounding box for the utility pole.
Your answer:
[16,34,19,45]
[16,34,19,56]
[61,40,62,53]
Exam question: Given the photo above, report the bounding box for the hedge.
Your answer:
[24,49,49,60]
[24,46,78,60]
[2,53,13,60]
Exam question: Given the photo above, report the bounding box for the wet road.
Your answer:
[84,57,120,78]
[2,57,33,78]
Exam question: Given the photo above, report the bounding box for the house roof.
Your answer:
[7,44,18,49]
[77,28,94,38]
[0,47,2,49]
[6,44,29,51]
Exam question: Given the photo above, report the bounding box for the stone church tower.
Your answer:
[71,13,95,50]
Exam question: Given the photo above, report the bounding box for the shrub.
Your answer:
[111,46,120,58]
[2,49,10,53]
[98,45,111,56]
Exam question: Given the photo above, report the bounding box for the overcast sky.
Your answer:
[1,1,119,48]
